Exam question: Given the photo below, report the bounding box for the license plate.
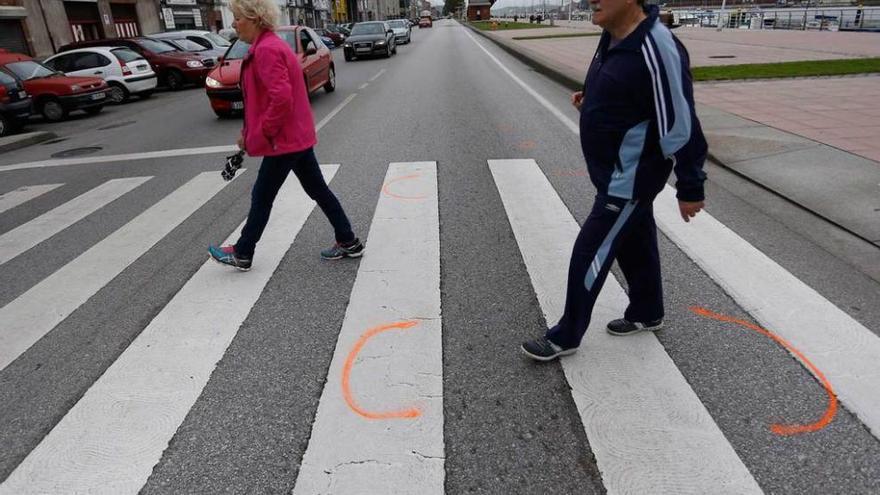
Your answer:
[232,101,243,110]
[356,47,370,53]
[18,91,27,99]
[91,92,106,100]
[136,65,147,71]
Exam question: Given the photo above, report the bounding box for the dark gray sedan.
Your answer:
[342,22,397,61]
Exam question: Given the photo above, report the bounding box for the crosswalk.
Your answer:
[0,159,878,494]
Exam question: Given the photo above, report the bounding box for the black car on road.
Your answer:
[343,22,397,61]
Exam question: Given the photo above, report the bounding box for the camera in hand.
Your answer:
[221,150,245,181]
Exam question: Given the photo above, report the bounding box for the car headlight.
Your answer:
[186,60,205,68]
[344,43,351,47]
[70,85,81,92]
[205,76,222,88]
[376,40,386,45]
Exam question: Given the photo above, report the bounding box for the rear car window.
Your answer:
[111,48,143,63]
[138,38,176,53]
[3,61,55,81]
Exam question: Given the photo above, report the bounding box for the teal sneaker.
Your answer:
[208,245,252,271]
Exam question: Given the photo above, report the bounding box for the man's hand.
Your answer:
[678,200,704,222]
[571,91,583,111]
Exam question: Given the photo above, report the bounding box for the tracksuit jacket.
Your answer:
[579,4,707,202]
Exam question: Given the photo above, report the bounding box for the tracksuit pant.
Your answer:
[234,148,354,258]
[546,193,664,349]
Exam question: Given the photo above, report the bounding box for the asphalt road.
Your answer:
[1,20,880,494]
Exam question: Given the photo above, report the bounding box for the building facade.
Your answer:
[0,0,161,58]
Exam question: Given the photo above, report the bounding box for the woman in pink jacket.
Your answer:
[209,0,363,271]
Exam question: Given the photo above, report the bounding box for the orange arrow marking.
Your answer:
[382,174,427,201]
[690,306,837,436]
[342,320,422,420]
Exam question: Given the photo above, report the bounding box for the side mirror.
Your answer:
[305,44,318,55]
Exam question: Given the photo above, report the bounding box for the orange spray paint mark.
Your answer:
[497,124,514,133]
[382,174,427,201]
[341,320,422,420]
[690,306,838,436]
[516,140,537,151]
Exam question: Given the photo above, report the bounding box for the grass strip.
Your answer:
[470,21,556,31]
[512,32,602,40]
[692,57,880,81]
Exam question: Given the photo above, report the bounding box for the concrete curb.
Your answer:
[0,131,58,154]
[464,21,879,249]
[462,22,584,91]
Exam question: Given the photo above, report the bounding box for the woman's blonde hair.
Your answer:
[229,0,280,30]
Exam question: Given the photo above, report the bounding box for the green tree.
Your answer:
[443,0,464,16]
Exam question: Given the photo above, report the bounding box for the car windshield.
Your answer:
[224,39,251,60]
[204,32,231,47]
[138,38,176,53]
[389,20,407,28]
[4,61,56,81]
[351,23,384,35]
[111,48,143,63]
[276,31,299,52]
[167,38,207,51]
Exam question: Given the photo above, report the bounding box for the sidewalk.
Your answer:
[470,23,880,247]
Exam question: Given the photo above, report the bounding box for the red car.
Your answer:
[205,26,335,118]
[0,50,108,122]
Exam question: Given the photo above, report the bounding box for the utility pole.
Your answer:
[717,0,727,31]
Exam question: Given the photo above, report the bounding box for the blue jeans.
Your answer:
[234,148,354,258]
[546,194,664,349]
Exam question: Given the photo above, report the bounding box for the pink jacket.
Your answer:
[240,30,317,157]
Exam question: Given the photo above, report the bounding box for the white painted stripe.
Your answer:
[0,146,238,173]
[0,183,63,214]
[462,28,580,135]
[293,162,443,495]
[655,184,880,440]
[489,159,762,494]
[0,95,353,173]
[369,68,387,81]
[0,171,239,373]
[0,177,151,266]
[0,166,337,495]
[358,82,369,90]
[642,44,666,137]
[315,94,357,132]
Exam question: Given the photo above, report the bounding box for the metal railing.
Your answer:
[676,5,880,30]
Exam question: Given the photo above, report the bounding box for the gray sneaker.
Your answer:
[606,318,664,336]
[321,238,365,260]
[521,336,577,362]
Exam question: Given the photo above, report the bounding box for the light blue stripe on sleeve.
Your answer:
[648,22,692,158]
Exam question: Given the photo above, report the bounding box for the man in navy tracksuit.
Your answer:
[522,0,707,361]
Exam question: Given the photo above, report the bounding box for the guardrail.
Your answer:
[676,6,880,30]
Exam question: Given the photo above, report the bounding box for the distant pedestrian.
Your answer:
[514,15,518,22]
[521,0,707,361]
[530,14,535,23]
[209,0,364,271]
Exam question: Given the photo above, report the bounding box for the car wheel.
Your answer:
[41,98,67,122]
[165,70,184,91]
[108,83,129,104]
[324,65,336,93]
[0,114,11,137]
[84,105,104,116]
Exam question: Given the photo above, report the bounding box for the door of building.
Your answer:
[64,1,105,42]
[0,20,29,54]
[111,3,140,37]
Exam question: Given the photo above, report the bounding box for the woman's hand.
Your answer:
[237,135,245,152]
[571,91,584,111]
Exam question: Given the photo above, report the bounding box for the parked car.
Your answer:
[0,50,108,122]
[43,47,157,104]
[58,37,210,91]
[419,16,433,28]
[343,22,397,61]
[147,36,224,66]
[387,19,412,44]
[319,35,335,49]
[0,67,31,136]
[315,28,345,46]
[150,30,232,52]
[204,26,335,118]
[327,24,351,36]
